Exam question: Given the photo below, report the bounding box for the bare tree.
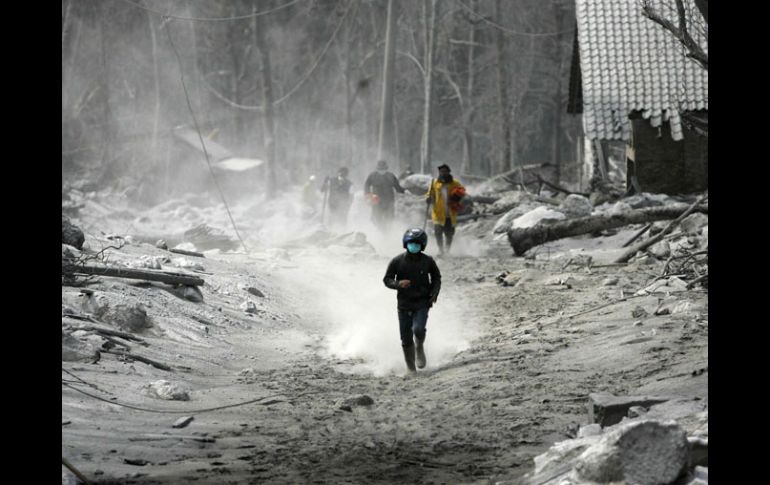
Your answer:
[377,0,397,163]
[641,0,708,70]
[254,5,278,196]
[494,0,512,174]
[420,0,438,174]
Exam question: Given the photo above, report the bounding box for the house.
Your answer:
[568,0,708,195]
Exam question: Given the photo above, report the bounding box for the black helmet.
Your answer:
[402,228,428,251]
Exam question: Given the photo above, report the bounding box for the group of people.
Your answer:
[302,160,466,256]
[301,161,466,374]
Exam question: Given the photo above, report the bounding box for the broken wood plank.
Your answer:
[71,324,148,344]
[622,223,653,247]
[507,203,708,256]
[102,349,173,371]
[66,264,204,286]
[169,248,205,258]
[615,194,707,263]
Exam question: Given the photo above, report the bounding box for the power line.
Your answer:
[63,381,287,414]
[118,0,305,22]
[455,0,575,37]
[165,21,249,252]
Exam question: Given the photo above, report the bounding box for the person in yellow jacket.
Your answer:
[425,164,466,255]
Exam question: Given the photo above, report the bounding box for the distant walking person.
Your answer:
[364,160,405,232]
[322,167,353,229]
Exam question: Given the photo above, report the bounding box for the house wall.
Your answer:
[629,118,707,194]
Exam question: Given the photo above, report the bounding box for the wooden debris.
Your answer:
[507,203,708,256]
[169,248,205,258]
[102,349,173,371]
[65,264,205,286]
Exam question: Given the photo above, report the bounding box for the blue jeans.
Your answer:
[398,306,429,346]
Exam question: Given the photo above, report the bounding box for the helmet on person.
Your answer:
[402,227,428,251]
[376,160,388,170]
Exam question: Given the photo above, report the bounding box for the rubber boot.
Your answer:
[402,344,416,372]
[415,339,426,369]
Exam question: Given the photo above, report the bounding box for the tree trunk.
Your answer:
[66,264,205,287]
[507,203,709,256]
[494,0,512,174]
[420,0,437,174]
[98,2,114,179]
[147,5,161,157]
[254,5,278,196]
[377,0,397,162]
[552,5,564,184]
[461,0,477,176]
[228,7,245,142]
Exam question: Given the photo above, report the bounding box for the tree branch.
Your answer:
[641,0,708,70]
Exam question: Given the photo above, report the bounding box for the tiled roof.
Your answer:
[575,0,708,141]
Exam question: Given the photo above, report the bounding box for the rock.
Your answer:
[61,331,99,362]
[155,239,169,250]
[627,406,648,418]
[100,303,151,332]
[240,300,258,314]
[559,194,593,218]
[608,201,633,215]
[632,321,644,327]
[143,380,190,401]
[649,240,671,259]
[492,203,539,233]
[62,216,85,249]
[688,436,708,467]
[402,174,433,194]
[512,206,566,229]
[642,276,689,294]
[129,255,163,270]
[680,213,708,235]
[62,244,81,261]
[631,306,649,319]
[183,286,204,303]
[623,192,674,209]
[602,277,619,286]
[171,258,205,271]
[577,424,602,438]
[687,466,708,484]
[244,286,264,297]
[172,416,194,429]
[587,393,670,427]
[574,420,689,484]
[338,394,374,410]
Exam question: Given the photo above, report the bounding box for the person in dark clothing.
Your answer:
[322,167,353,228]
[364,160,406,232]
[383,228,441,372]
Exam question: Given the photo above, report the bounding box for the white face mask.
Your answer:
[377,169,387,175]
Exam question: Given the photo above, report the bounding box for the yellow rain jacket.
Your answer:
[426,178,465,226]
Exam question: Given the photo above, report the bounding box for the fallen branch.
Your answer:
[622,223,653,247]
[66,264,205,287]
[535,174,590,197]
[615,194,708,263]
[507,203,708,256]
[102,349,173,371]
[71,324,149,345]
[62,457,92,485]
[169,248,205,258]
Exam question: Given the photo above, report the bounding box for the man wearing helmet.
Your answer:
[364,160,406,232]
[383,228,442,372]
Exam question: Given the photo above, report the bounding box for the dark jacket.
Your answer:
[383,252,441,310]
[364,171,405,208]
